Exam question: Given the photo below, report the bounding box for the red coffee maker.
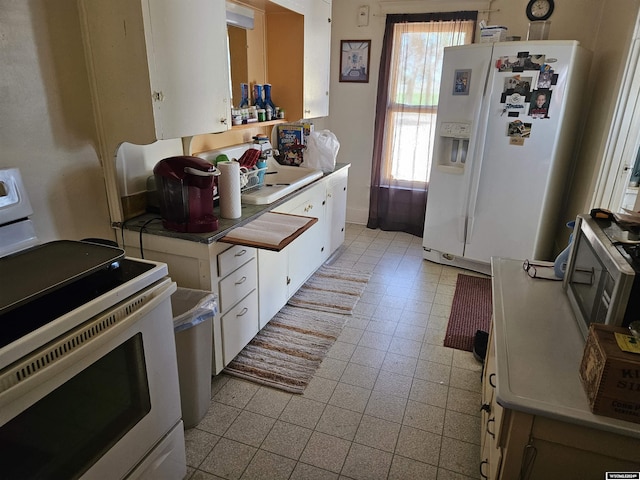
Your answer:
[154,156,219,233]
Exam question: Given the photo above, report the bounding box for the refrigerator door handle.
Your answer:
[465,57,494,246]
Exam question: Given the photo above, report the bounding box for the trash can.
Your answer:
[171,287,217,429]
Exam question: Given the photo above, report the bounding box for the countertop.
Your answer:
[115,163,350,245]
[491,257,640,438]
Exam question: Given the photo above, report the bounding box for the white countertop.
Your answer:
[491,257,640,438]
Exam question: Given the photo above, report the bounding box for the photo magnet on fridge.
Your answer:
[504,93,529,114]
[503,75,533,95]
[537,65,554,88]
[530,89,552,118]
[507,119,532,138]
[453,69,471,95]
[496,54,546,72]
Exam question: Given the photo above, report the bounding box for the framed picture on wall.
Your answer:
[340,40,371,83]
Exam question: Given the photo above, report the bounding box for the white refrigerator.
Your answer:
[422,40,591,274]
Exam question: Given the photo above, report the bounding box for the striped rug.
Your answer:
[223,305,350,393]
[223,266,371,393]
[287,265,371,315]
[444,274,492,352]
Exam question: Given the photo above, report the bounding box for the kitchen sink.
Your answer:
[241,162,323,205]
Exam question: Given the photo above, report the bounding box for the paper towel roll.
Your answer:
[217,161,242,219]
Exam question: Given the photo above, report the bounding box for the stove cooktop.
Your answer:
[0,241,168,369]
[0,258,155,350]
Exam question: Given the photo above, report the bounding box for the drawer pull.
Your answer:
[487,417,495,439]
[480,459,489,480]
[237,307,249,317]
[235,249,247,257]
[489,373,496,388]
[235,276,247,285]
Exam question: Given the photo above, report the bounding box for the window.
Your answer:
[382,20,475,186]
[368,12,476,236]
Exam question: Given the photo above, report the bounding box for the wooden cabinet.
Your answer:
[79,0,231,150]
[484,258,640,479]
[262,0,332,120]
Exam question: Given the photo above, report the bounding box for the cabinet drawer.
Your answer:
[219,257,257,312]
[273,182,325,215]
[218,244,256,278]
[221,290,259,365]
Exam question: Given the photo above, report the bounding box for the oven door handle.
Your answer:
[0,278,177,415]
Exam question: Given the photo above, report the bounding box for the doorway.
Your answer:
[596,11,640,213]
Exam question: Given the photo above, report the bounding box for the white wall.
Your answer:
[0,1,112,244]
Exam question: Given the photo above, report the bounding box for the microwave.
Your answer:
[563,214,640,339]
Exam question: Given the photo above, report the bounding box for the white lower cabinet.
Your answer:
[326,168,348,255]
[216,248,258,367]
[122,166,349,375]
[484,259,640,479]
[258,182,326,328]
[220,289,259,365]
[273,181,328,292]
[257,249,288,329]
[218,257,257,312]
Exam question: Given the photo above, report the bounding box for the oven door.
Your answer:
[0,277,185,480]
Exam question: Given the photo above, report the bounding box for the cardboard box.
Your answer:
[300,121,314,137]
[276,124,306,166]
[579,324,640,424]
[480,26,508,43]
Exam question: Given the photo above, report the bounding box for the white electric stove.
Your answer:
[0,168,186,479]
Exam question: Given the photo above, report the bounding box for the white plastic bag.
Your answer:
[303,130,340,173]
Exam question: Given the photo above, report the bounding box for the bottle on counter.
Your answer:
[253,84,265,109]
[263,84,276,111]
[239,83,249,108]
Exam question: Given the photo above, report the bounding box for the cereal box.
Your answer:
[276,124,306,166]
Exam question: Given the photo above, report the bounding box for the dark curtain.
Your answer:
[366,12,477,238]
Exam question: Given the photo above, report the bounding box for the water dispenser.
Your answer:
[435,122,471,173]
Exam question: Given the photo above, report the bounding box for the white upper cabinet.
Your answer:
[79,0,231,153]
[303,0,331,118]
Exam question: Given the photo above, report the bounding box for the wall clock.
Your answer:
[526,0,555,21]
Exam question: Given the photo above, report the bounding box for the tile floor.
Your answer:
[184,224,486,480]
